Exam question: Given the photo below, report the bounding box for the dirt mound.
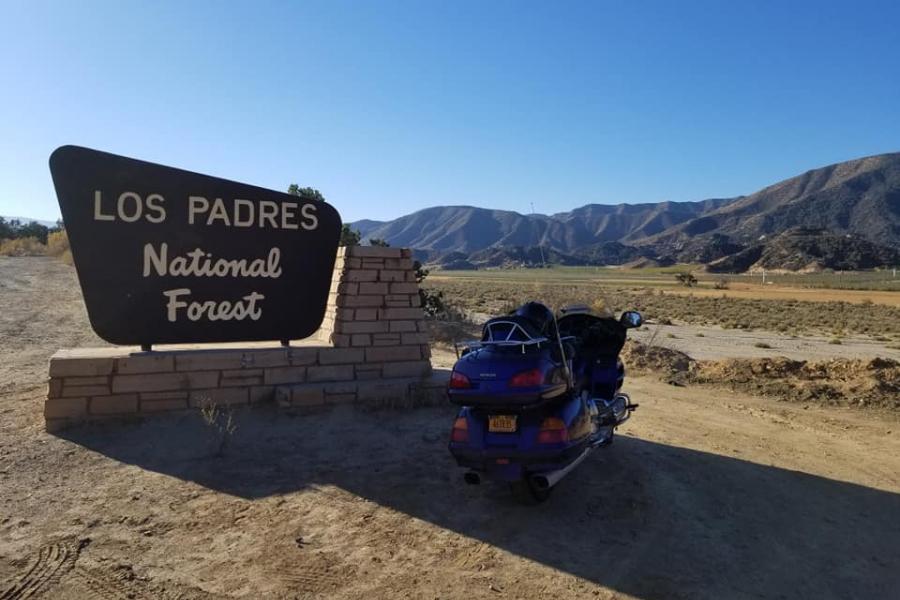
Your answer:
[622,340,695,376]
[690,356,900,409]
[622,340,900,409]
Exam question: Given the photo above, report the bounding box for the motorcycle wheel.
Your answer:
[510,478,552,504]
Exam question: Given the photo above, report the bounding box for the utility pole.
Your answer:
[531,202,547,268]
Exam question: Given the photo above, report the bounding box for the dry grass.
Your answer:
[427,279,900,337]
[0,236,46,256]
[46,229,73,265]
[198,399,238,457]
[0,230,72,264]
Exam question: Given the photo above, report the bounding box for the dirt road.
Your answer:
[1,257,899,599]
[633,281,900,306]
[630,323,900,362]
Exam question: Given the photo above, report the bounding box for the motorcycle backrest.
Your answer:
[558,312,627,358]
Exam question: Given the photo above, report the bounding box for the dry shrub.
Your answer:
[430,279,900,337]
[0,236,47,256]
[46,230,74,265]
[46,229,68,255]
[198,399,238,457]
[674,272,698,287]
[591,298,614,317]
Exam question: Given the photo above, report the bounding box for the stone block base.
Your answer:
[45,245,439,432]
[45,344,435,432]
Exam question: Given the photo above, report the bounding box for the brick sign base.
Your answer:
[45,246,441,432]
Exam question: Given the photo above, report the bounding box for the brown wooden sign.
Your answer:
[49,145,342,345]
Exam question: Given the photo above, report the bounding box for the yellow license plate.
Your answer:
[488,414,517,433]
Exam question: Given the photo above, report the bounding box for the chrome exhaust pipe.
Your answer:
[531,474,551,490]
[531,448,591,491]
[463,471,481,485]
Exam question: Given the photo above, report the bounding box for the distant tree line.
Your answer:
[0,217,71,261]
[286,184,326,203]
[0,217,61,244]
[287,182,370,247]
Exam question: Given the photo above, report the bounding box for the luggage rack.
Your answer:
[454,320,575,357]
[454,320,550,357]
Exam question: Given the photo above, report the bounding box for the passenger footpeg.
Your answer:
[592,393,636,427]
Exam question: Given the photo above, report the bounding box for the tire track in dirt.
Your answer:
[1,541,218,600]
[0,540,84,600]
[276,552,356,595]
[70,566,151,600]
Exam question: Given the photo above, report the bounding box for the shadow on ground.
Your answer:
[60,405,900,599]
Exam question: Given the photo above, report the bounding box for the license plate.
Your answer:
[488,414,517,433]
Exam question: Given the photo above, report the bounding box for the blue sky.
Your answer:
[2,0,899,224]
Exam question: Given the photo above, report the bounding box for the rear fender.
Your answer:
[458,394,588,452]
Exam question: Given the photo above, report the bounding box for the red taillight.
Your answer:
[509,368,544,388]
[449,371,471,389]
[536,417,569,444]
[450,417,469,442]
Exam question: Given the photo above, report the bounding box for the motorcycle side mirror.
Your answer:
[620,310,643,328]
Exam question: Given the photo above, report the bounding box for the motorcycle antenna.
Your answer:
[552,313,572,389]
[530,201,547,269]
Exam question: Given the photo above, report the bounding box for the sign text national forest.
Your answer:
[49,146,342,345]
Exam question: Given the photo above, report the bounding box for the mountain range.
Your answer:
[351,153,900,271]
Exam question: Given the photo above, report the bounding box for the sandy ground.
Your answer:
[630,323,900,362]
[1,257,899,599]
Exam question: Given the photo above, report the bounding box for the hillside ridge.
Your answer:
[350,152,900,271]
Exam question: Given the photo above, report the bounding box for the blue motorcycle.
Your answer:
[447,302,642,502]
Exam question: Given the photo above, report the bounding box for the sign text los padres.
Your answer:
[50,146,342,345]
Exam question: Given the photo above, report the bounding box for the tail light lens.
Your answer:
[536,417,569,444]
[450,417,469,443]
[449,371,471,389]
[509,368,544,388]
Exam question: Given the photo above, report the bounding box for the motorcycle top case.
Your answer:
[448,315,569,408]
